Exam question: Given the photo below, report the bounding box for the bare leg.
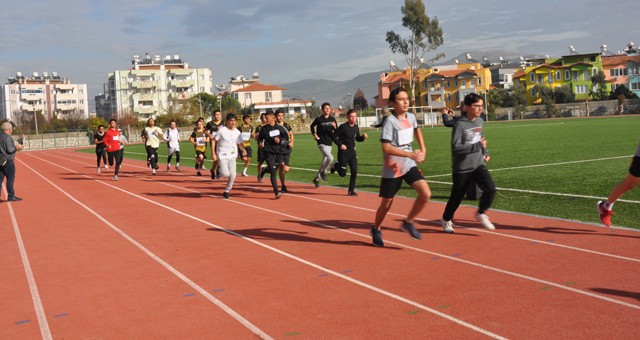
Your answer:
[374,197,394,230]
[406,180,431,223]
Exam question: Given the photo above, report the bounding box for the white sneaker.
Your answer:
[105,165,109,170]
[475,213,495,230]
[152,169,156,175]
[97,167,101,174]
[440,219,455,233]
[112,175,118,181]
[166,165,170,172]
[175,166,180,172]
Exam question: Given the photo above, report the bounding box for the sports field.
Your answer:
[92,115,640,229]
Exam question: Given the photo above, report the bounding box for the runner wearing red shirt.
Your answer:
[104,119,125,181]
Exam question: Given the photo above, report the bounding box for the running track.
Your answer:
[2,148,639,339]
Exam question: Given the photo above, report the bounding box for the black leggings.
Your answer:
[107,149,124,175]
[96,148,107,167]
[336,149,358,192]
[442,165,496,221]
[167,150,181,164]
[146,145,159,169]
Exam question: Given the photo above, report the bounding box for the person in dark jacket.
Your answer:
[330,109,367,196]
[0,122,24,202]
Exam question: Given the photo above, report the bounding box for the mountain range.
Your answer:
[280,50,543,107]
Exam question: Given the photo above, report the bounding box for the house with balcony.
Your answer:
[374,71,410,108]
[0,72,88,122]
[230,82,312,116]
[99,53,213,120]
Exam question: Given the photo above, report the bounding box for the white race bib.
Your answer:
[242,132,251,141]
[113,135,120,141]
[397,127,413,145]
[269,129,281,137]
[197,137,206,146]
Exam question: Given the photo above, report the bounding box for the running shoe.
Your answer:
[112,175,118,181]
[275,192,282,199]
[166,165,170,172]
[281,186,288,193]
[401,220,422,240]
[348,191,358,196]
[223,191,230,199]
[241,172,248,177]
[330,163,337,174]
[440,219,455,233]
[313,177,320,188]
[475,213,496,230]
[152,169,156,175]
[370,228,384,247]
[175,166,180,172]
[320,171,328,182]
[210,169,216,180]
[597,200,613,227]
[97,167,101,174]
[197,171,202,176]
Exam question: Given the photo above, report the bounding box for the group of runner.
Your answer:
[91,88,637,246]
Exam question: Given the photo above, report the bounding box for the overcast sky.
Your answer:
[1,0,637,107]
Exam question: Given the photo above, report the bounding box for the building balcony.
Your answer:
[132,93,155,101]
[131,81,156,89]
[21,104,39,111]
[133,105,157,114]
[55,103,76,111]
[170,79,194,87]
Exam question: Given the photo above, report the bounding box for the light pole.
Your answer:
[35,99,41,135]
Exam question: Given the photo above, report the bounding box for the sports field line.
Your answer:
[28,153,508,339]
[3,185,52,340]
[45,151,640,311]
[17,157,273,340]
[58,149,640,262]
[140,176,640,312]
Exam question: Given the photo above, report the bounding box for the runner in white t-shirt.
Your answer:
[212,113,248,199]
[164,120,181,171]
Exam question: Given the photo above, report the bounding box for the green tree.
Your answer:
[609,84,638,100]
[386,0,444,102]
[486,88,505,119]
[86,116,108,132]
[534,84,556,117]
[512,83,528,120]
[553,85,575,103]
[589,70,609,101]
[353,88,369,110]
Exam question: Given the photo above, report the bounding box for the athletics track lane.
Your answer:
[2,147,639,339]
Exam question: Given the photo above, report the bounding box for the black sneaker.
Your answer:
[260,166,269,178]
[275,192,282,199]
[313,177,320,188]
[401,220,422,240]
[348,191,358,196]
[210,169,216,180]
[8,196,23,202]
[320,171,328,182]
[330,163,337,174]
[281,186,288,193]
[370,228,384,247]
[197,171,202,176]
[223,191,230,199]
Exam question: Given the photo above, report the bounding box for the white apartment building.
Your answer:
[102,53,213,120]
[0,72,89,122]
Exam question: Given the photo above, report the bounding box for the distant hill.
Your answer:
[279,51,546,108]
[280,71,382,109]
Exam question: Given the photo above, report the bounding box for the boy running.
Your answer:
[274,109,293,193]
[597,142,640,226]
[371,87,431,247]
[206,109,224,180]
[257,110,290,199]
[254,113,267,182]
[142,118,164,175]
[104,119,125,181]
[165,120,181,171]
[310,102,337,187]
[330,109,367,196]
[238,114,253,177]
[440,93,497,233]
[94,124,108,174]
[212,113,248,199]
[189,120,210,176]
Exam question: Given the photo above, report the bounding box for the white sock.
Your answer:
[604,200,614,210]
[242,167,248,174]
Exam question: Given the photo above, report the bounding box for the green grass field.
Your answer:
[80,116,640,229]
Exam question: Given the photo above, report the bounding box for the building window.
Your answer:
[477,77,481,86]
[454,78,458,87]
[572,71,579,81]
[556,70,561,80]
[530,72,535,82]
[575,85,588,94]
[565,69,570,80]
[531,88,536,97]
[631,83,640,90]
[265,92,272,102]
[538,74,544,84]
[584,70,591,81]
[244,93,252,102]
[446,79,450,87]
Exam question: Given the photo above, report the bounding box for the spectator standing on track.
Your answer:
[0,122,24,202]
[257,110,290,199]
[104,119,125,181]
[164,120,181,172]
[597,142,640,226]
[440,93,497,233]
[212,113,248,199]
[206,109,225,180]
[371,87,430,247]
[254,113,267,183]
[330,109,367,196]
[189,120,210,176]
[310,102,337,188]
[141,118,164,175]
[274,109,294,193]
[94,124,108,174]
[238,114,253,177]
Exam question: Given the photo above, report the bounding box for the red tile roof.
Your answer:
[233,83,287,92]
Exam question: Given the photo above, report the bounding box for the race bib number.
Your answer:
[113,135,120,141]
[197,137,206,146]
[242,132,251,141]
[397,127,413,145]
[269,129,281,137]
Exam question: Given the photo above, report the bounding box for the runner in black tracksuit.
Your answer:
[330,109,367,196]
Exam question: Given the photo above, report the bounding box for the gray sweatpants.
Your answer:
[218,158,237,191]
[316,144,334,178]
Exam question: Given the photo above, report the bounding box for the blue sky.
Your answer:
[1,0,637,108]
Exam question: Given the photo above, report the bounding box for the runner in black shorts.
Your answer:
[257,110,290,199]
[254,113,268,183]
[330,109,367,196]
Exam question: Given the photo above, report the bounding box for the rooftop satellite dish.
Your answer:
[389,60,399,70]
[465,53,472,60]
[17,72,23,77]
[252,72,259,78]
[498,56,504,61]
[174,54,180,60]
[519,56,525,61]
[545,54,549,59]
[454,59,459,64]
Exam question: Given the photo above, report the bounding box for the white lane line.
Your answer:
[28,153,507,339]
[16,158,273,340]
[48,150,640,262]
[3,184,52,340]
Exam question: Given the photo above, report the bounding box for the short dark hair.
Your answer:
[321,102,331,110]
[347,109,357,115]
[265,110,275,116]
[98,124,105,129]
[213,109,221,114]
[275,109,284,115]
[242,114,250,120]
[109,118,117,123]
[389,87,407,104]
[226,113,237,121]
[463,93,483,106]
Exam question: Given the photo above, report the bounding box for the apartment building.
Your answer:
[98,53,213,120]
[0,72,88,122]
[227,75,312,116]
